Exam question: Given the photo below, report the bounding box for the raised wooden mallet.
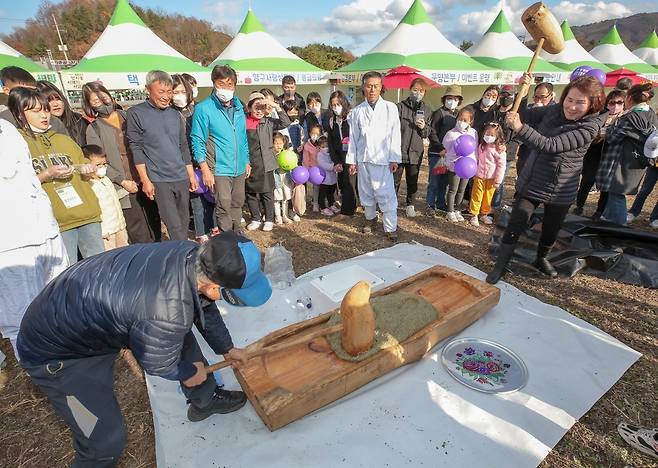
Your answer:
[205,281,376,373]
[511,2,566,113]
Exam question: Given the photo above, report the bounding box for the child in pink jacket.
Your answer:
[469,122,507,226]
[302,124,322,211]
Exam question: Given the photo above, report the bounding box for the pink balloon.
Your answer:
[454,134,477,157]
[454,157,477,179]
[308,166,326,185]
[291,166,310,185]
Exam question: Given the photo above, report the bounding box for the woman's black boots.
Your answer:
[486,243,516,284]
[532,244,558,278]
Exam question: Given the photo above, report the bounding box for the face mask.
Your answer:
[192,87,199,99]
[483,135,496,144]
[310,134,319,142]
[312,104,321,114]
[95,104,114,116]
[285,90,295,97]
[411,91,424,101]
[333,105,343,116]
[482,97,496,107]
[288,113,298,120]
[456,121,469,131]
[215,88,234,102]
[533,102,544,108]
[172,94,188,108]
[96,166,107,178]
[501,95,514,107]
[445,99,458,110]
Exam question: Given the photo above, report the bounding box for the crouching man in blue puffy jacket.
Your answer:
[16,232,272,468]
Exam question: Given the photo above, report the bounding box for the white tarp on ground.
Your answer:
[146,242,640,468]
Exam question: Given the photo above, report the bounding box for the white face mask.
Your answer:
[483,135,496,144]
[411,91,424,101]
[28,123,49,133]
[192,87,199,99]
[215,88,234,103]
[445,99,458,110]
[533,102,544,108]
[96,166,107,178]
[310,134,319,142]
[172,94,188,108]
[482,97,496,107]
[312,103,321,114]
[333,105,343,116]
[456,121,469,131]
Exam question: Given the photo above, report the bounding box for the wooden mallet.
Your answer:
[512,2,566,113]
[205,281,376,373]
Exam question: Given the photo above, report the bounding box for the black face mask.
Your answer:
[501,95,514,107]
[94,103,114,116]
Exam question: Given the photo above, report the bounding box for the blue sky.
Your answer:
[1,0,654,55]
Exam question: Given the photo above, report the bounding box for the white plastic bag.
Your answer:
[263,244,296,289]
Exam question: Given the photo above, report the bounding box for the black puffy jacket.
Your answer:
[397,97,432,165]
[17,242,231,380]
[515,105,606,206]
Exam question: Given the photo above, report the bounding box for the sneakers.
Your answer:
[330,205,341,214]
[320,208,334,216]
[292,214,301,222]
[572,206,584,216]
[501,205,512,214]
[282,216,293,224]
[187,387,247,422]
[480,215,493,225]
[626,213,637,224]
[387,231,399,242]
[312,203,320,212]
[650,219,658,229]
[362,217,378,234]
[196,235,210,244]
[240,217,246,225]
[246,221,261,231]
[405,205,416,218]
[469,216,479,226]
[262,221,274,232]
[425,207,436,218]
[455,211,465,222]
[274,216,283,225]
[447,211,459,223]
[210,227,220,237]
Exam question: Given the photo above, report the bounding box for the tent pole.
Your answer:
[397,88,400,103]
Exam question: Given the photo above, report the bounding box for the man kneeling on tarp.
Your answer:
[16,232,272,467]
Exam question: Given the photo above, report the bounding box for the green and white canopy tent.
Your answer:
[540,20,609,72]
[210,9,328,85]
[0,39,47,73]
[632,30,658,70]
[589,25,658,81]
[335,0,498,86]
[466,10,568,83]
[61,0,207,90]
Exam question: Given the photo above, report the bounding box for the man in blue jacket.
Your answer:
[191,65,250,234]
[17,232,272,467]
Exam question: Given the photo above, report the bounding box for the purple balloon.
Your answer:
[290,166,310,185]
[202,191,215,204]
[454,157,477,179]
[193,168,207,194]
[585,68,606,85]
[454,134,477,157]
[570,65,592,81]
[308,166,326,185]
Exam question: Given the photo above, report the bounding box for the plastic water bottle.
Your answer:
[264,244,296,290]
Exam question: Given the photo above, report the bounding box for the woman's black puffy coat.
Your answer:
[515,105,606,206]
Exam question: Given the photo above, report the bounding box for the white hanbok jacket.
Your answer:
[346,98,402,166]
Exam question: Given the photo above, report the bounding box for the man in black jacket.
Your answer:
[17,233,272,467]
[278,75,306,114]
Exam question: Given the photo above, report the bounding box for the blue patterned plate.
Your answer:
[441,337,528,394]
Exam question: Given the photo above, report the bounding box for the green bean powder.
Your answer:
[327,292,438,362]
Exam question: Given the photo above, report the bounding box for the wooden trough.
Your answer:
[234,266,500,430]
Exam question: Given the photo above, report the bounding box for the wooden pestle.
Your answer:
[205,281,377,373]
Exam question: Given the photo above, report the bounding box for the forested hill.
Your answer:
[2,0,232,65]
[571,12,658,51]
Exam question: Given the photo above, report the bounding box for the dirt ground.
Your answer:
[1,163,657,468]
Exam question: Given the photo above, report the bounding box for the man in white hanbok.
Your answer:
[347,72,402,241]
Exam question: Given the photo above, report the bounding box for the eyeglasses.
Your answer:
[534,94,551,100]
[608,100,624,106]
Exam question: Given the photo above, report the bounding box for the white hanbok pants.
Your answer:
[358,162,398,232]
[0,234,69,358]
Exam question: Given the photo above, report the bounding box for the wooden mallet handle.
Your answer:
[205,323,343,373]
[512,37,545,113]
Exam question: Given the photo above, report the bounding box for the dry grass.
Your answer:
[1,163,656,468]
